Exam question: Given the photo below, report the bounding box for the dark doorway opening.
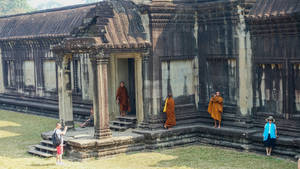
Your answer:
[128,58,136,115]
[117,58,136,116]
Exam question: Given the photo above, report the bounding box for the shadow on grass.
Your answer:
[30,163,56,167]
[0,110,57,158]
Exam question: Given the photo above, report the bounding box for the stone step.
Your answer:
[111,120,133,126]
[34,144,57,153]
[116,116,137,122]
[175,104,195,110]
[176,118,202,126]
[28,148,53,158]
[175,110,199,114]
[175,103,195,107]
[40,140,54,147]
[248,143,298,158]
[175,112,201,120]
[196,117,254,129]
[198,112,240,121]
[41,139,67,146]
[110,124,127,131]
[176,108,196,113]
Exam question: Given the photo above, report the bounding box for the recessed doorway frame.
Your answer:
[108,52,144,123]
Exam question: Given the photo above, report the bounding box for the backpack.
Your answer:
[52,130,61,147]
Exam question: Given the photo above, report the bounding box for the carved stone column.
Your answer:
[0,49,5,93]
[142,51,151,122]
[138,50,163,130]
[57,54,74,128]
[91,53,112,139]
[80,53,91,100]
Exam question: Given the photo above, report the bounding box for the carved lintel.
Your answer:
[96,58,109,65]
[90,52,110,65]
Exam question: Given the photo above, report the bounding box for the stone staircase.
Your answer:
[110,116,137,131]
[28,139,64,158]
[175,103,200,126]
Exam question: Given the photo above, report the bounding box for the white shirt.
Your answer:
[268,123,276,134]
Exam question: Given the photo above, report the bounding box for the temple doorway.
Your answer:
[108,53,144,123]
[116,58,136,116]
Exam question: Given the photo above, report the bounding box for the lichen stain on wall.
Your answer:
[23,61,35,87]
[256,64,283,114]
[162,60,194,99]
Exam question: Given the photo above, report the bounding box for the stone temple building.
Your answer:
[0,0,299,159]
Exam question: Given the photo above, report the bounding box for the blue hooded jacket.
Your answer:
[263,122,276,141]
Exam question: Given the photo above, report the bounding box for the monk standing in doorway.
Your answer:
[163,93,176,129]
[208,91,223,128]
[116,81,130,116]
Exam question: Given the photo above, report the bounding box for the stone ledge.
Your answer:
[250,132,300,147]
[68,135,144,148]
[39,124,300,160]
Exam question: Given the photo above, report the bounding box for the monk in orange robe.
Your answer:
[208,91,223,128]
[163,93,176,129]
[116,81,130,116]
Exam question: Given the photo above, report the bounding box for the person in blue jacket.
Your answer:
[263,116,277,156]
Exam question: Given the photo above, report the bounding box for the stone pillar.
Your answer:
[91,53,112,139]
[142,52,151,122]
[35,54,44,97]
[88,56,94,100]
[57,54,74,128]
[80,53,90,100]
[138,51,163,130]
[135,56,144,123]
[0,49,5,93]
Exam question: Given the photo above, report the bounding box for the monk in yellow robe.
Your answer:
[208,91,223,128]
[163,93,176,129]
[116,81,130,116]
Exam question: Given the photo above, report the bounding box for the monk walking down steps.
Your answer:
[163,93,176,129]
[116,81,130,117]
[208,91,223,128]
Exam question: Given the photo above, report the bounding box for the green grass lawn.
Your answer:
[0,109,297,169]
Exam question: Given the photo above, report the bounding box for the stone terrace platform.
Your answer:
[41,127,145,159]
[39,124,300,161]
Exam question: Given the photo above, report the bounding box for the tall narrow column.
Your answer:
[142,51,151,122]
[139,50,162,129]
[35,55,44,97]
[80,53,90,100]
[57,54,74,128]
[91,53,112,139]
[0,49,5,93]
[135,56,144,123]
